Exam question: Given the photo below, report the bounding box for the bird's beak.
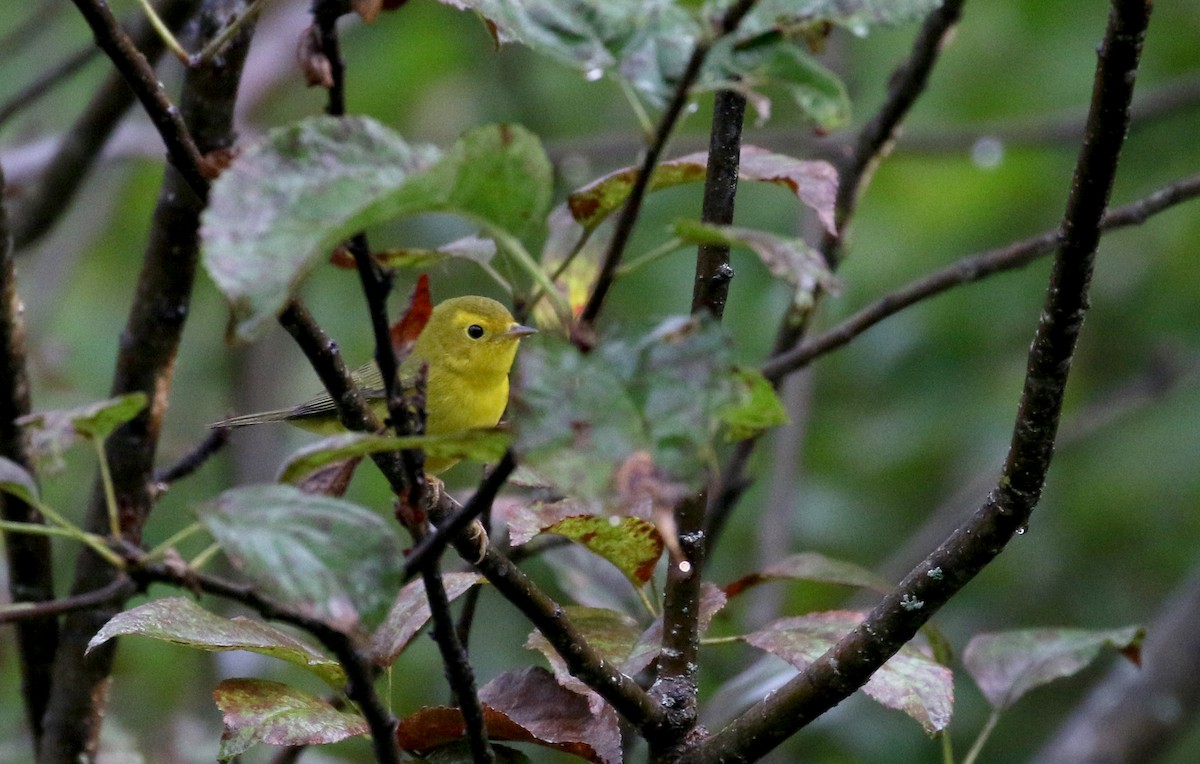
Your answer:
[506,323,538,338]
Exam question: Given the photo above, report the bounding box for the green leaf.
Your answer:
[748,0,945,33]
[276,430,511,485]
[0,456,39,506]
[508,502,664,586]
[724,551,891,597]
[87,597,346,687]
[744,611,953,734]
[719,367,790,441]
[963,625,1145,710]
[202,117,551,341]
[18,393,150,461]
[214,678,368,760]
[368,572,483,667]
[673,220,839,307]
[197,485,406,630]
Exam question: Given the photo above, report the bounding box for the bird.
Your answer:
[211,295,536,472]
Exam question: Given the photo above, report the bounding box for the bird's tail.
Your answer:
[208,408,294,429]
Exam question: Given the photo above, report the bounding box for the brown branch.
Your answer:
[0,164,58,753]
[578,0,760,331]
[36,4,254,761]
[153,428,231,486]
[761,171,1200,381]
[693,1,1151,760]
[12,0,200,250]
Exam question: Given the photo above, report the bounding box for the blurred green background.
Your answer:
[2,0,1199,762]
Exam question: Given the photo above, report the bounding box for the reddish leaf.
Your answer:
[391,274,433,361]
[295,455,363,496]
[396,667,620,764]
[963,625,1145,710]
[213,678,367,760]
[744,611,953,734]
[369,572,482,666]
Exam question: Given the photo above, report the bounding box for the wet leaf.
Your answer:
[214,678,367,760]
[674,220,839,307]
[202,117,551,341]
[963,625,1145,710]
[277,430,511,485]
[397,667,621,764]
[525,606,644,702]
[369,572,482,666]
[0,456,39,506]
[197,485,406,631]
[744,611,953,733]
[724,551,891,598]
[88,597,346,687]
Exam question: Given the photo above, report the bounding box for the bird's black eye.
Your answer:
[467,324,485,339]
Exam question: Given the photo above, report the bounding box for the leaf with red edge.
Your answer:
[392,274,433,361]
[369,572,482,666]
[565,146,837,233]
[743,611,953,734]
[963,625,1145,710]
[506,503,663,586]
[397,667,621,764]
[214,678,368,760]
[724,551,891,598]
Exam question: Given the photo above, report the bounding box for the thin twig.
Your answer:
[69,0,210,198]
[761,171,1200,381]
[0,578,135,625]
[0,45,99,129]
[693,1,1151,759]
[153,428,231,486]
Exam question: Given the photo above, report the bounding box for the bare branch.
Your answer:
[762,171,1200,381]
[0,46,99,129]
[0,578,135,626]
[694,1,1152,759]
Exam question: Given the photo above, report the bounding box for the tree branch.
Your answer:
[0,163,59,753]
[693,1,1151,760]
[761,171,1200,381]
[0,45,99,129]
[37,3,254,761]
[0,577,135,626]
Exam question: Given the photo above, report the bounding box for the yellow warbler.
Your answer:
[212,296,535,472]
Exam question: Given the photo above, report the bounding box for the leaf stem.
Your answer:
[93,437,121,541]
[961,709,1001,764]
[136,0,190,63]
[145,521,207,560]
[617,238,686,277]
